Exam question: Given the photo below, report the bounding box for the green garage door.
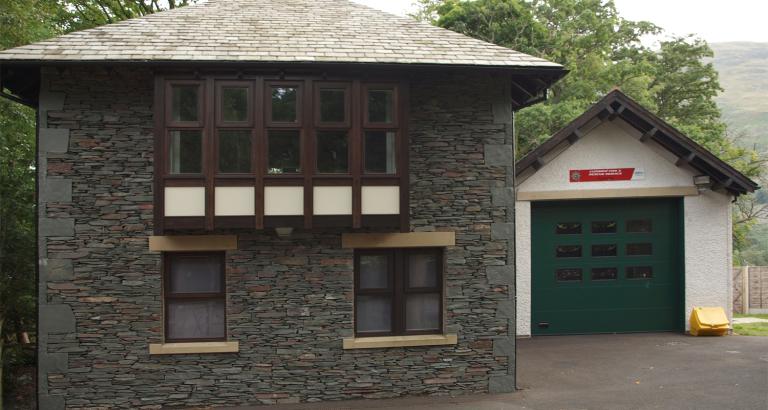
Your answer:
[532,198,683,335]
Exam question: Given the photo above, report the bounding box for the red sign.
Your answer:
[569,168,638,182]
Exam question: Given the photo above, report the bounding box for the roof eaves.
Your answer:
[516,90,759,195]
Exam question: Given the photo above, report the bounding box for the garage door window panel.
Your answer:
[591,267,618,281]
[627,243,653,256]
[556,222,582,235]
[591,221,617,234]
[556,268,583,282]
[626,266,653,279]
[592,244,617,257]
[626,219,653,233]
[556,245,582,258]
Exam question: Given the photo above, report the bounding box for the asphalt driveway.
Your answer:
[237,333,768,410]
[514,333,768,410]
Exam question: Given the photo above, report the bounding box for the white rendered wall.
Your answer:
[684,191,733,330]
[515,200,532,336]
[515,119,733,336]
[518,120,694,193]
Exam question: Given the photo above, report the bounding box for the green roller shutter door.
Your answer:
[531,198,683,335]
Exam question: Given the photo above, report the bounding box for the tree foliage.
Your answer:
[0,1,197,405]
[415,0,766,250]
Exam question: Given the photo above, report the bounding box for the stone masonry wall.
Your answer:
[38,66,515,408]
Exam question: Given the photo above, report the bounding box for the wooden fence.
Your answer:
[733,266,768,314]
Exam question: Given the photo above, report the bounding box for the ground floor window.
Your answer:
[354,248,443,337]
[164,252,226,342]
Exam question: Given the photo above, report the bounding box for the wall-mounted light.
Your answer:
[693,175,711,191]
[275,227,293,238]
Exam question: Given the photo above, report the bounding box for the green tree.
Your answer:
[416,0,765,255]
[0,1,197,406]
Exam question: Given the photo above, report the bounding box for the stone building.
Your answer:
[0,0,566,407]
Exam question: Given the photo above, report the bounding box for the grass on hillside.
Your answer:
[733,314,768,336]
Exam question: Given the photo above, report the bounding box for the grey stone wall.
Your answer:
[38,66,515,408]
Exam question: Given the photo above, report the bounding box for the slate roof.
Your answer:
[0,0,561,69]
[516,90,759,196]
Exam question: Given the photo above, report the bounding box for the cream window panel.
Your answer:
[215,187,255,216]
[165,187,206,217]
[361,186,399,215]
[264,186,304,216]
[313,186,352,215]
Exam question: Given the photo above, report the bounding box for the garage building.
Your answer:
[515,90,759,336]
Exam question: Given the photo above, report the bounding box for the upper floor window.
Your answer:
[156,74,408,233]
[162,78,400,177]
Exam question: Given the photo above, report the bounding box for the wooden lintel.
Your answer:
[341,231,455,249]
[532,157,546,170]
[149,235,238,252]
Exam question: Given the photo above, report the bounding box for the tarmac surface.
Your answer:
[233,333,768,410]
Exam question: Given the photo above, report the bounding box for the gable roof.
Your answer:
[0,0,562,70]
[516,90,759,196]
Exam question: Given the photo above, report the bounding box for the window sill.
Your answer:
[342,334,457,350]
[149,341,239,355]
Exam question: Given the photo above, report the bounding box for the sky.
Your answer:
[350,0,768,43]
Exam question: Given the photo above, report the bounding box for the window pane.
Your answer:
[268,130,301,174]
[271,87,297,122]
[556,268,582,282]
[556,245,581,258]
[169,255,222,294]
[221,87,248,122]
[356,295,391,333]
[368,89,394,123]
[591,267,617,281]
[364,131,396,174]
[627,219,652,233]
[359,254,389,289]
[592,244,617,257]
[627,243,652,256]
[405,293,440,332]
[316,131,348,173]
[408,251,438,288]
[167,299,225,340]
[591,221,617,234]
[169,130,202,174]
[626,266,653,279]
[556,222,581,235]
[171,85,199,122]
[218,130,251,173]
[319,89,346,122]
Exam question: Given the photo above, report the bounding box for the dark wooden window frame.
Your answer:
[154,72,410,234]
[354,248,444,337]
[163,251,227,343]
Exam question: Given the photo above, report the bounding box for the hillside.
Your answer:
[710,42,768,151]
